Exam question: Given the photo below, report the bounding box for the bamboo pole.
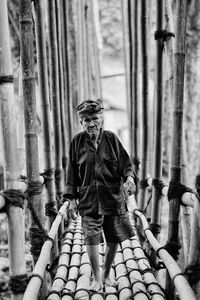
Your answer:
[19,0,48,298]
[91,0,102,99]
[33,0,57,228]
[165,1,187,298]
[186,149,200,297]
[23,201,69,300]
[76,0,85,102]
[47,0,64,199]
[55,0,68,184]
[150,0,164,234]
[138,0,149,211]
[133,0,139,175]
[127,0,134,157]
[121,0,131,152]
[66,0,78,132]
[62,0,74,141]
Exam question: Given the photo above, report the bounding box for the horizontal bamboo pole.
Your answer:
[0,194,5,210]
[23,201,69,300]
[131,196,197,300]
[147,177,195,207]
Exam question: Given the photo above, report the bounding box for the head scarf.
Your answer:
[76,98,104,118]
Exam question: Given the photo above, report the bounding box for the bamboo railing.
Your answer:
[23,201,70,300]
[129,195,197,300]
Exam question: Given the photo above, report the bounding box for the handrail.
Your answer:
[23,200,70,300]
[146,177,196,207]
[128,195,197,300]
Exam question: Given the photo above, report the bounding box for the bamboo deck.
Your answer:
[47,215,165,300]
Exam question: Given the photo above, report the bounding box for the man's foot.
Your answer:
[102,276,118,287]
[88,280,103,292]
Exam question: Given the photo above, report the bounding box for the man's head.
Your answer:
[77,99,104,140]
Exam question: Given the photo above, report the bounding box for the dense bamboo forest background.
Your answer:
[1,0,200,300]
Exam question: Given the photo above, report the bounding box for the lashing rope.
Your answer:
[9,274,29,295]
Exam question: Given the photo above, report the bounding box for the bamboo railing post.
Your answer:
[62,0,74,140]
[47,0,64,200]
[91,0,102,99]
[66,0,78,131]
[33,0,57,228]
[138,0,149,211]
[150,0,164,236]
[55,0,69,184]
[165,1,187,298]
[185,152,200,297]
[0,1,26,299]
[19,0,48,298]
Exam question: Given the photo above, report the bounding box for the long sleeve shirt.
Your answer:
[64,130,136,216]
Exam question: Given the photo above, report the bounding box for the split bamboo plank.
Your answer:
[23,201,69,300]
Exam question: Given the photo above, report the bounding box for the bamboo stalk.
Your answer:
[55,0,68,184]
[138,0,149,211]
[62,0,74,141]
[66,0,78,132]
[150,0,164,233]
[23,201,69,300]
[91,0,102,99]
[33,0,57,230]
[166,0,187,298]
[47,0,64,198]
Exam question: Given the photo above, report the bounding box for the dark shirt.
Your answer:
[65,130,136,216]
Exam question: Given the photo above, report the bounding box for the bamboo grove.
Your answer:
[0,0,200,300]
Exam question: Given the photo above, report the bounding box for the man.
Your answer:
[64,99,137,291]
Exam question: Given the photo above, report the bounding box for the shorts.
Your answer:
[82,213,135,245]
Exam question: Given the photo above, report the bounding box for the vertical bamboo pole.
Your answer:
[62,0,74,140]
[91,0,102,99]
[33,0,57,227]
[55,0,69,184]
[47,0,64,199]
[127,0,134,158]
[150,0,164,234]
[76,0,85,102]
[165,0,187,298]
[138,0,149,211]
[121,0,131,150]
[133,0,139,174]
[0,1,26,300]
[186,155,200,297]
[66,0,79,130]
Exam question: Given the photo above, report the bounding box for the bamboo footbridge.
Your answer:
[21,195,196,300]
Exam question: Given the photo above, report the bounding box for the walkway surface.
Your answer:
[47,215,166,300]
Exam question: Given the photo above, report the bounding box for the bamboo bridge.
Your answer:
[1,0,200,299]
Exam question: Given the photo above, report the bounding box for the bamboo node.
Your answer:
[154,29,175,41]
[0,74,14,84]
[172,272,185,285]
[29,273,43,284]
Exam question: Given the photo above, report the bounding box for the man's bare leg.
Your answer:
[102,242,118,286]
[86,244,103,291]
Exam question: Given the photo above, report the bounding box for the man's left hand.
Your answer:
[124,176,136,196]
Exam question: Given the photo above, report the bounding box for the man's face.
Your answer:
[80,113,103,139]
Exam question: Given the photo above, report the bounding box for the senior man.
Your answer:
[64,98,137,291]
